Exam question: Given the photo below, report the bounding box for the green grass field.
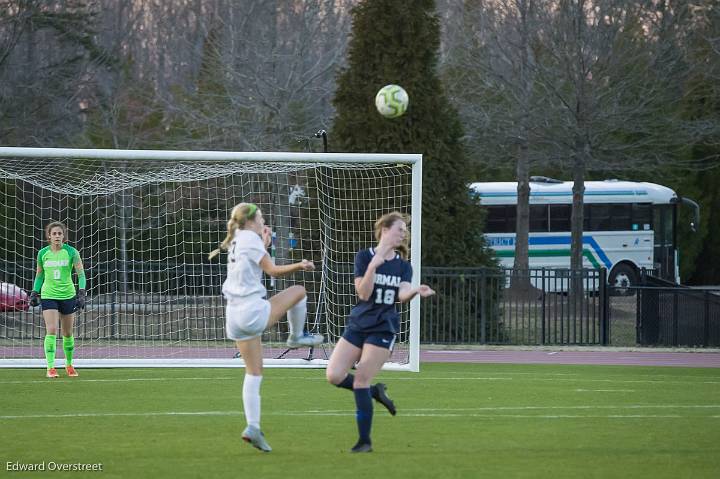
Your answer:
[1,363,719,478]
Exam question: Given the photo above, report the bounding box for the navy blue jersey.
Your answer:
[347,248,413,334]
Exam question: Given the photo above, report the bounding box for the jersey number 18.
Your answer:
[374,288,395,305]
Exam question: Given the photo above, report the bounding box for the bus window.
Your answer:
[608,204,632,230]
[654,205,674,245]
[582,204,636,231]
[631,203,652,231]
[653,204,675,279]
[585,204,612,231]
[529,205,549,232]
[485,205,516,233]
[549,204,571,232]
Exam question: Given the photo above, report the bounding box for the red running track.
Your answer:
[420,349,720,368]
[3,345,719,368]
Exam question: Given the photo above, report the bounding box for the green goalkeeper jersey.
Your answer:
[36,244,82,300]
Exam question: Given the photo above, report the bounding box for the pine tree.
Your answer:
[332,0,493,266]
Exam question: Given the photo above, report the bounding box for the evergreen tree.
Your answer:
[687,167,720,285]
[332,0,493,266]
[668,2,720,284]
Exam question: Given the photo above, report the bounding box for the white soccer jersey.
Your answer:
[222,229,268,300]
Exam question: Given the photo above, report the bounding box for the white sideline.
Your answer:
[309,405,720,413]
[575,389,636,392]
[387,376,720,384]
[0,377,235,385]
[1,405,719,420]
[0,375,717,385]
[0,358,413,371]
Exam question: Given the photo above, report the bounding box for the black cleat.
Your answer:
[372,383,396,416]
[350,442,373,453]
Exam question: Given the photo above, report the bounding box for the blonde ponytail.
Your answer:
[209,203,260,259]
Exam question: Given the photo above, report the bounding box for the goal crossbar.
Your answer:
[0,147,421,165]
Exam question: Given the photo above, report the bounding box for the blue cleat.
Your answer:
[286,333,324,349]
[242,425,272,452]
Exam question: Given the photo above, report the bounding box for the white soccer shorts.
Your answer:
[225,297,271,341]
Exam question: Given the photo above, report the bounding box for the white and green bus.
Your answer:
[471,177,699,289]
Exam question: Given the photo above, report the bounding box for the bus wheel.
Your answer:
[609,263,638,296]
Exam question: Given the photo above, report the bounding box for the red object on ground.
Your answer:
[0,282,29,312]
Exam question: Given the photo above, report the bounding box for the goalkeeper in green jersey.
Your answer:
[29,222,87,378]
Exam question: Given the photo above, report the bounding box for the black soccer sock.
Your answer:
[336,373,380,398]
[353,387,373,445]
[336,373,354,391]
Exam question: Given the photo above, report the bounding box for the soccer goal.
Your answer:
[0,147,422,371]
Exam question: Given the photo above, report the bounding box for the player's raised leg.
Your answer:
[326,337,362,387]
[268,285,323,348]
[327,337,396,415]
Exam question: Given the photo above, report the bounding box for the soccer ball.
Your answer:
[375,84,409,118]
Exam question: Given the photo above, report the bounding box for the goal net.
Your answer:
[0,148,422,371]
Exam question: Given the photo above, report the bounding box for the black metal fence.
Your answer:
[420,267,720,347]
[635,272,720,347]
[420,267,608,345]
[4,262,718,347]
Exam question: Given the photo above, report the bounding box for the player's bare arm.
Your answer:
[398,283,435,303]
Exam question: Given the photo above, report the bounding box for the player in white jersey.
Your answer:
[210,202,323,452]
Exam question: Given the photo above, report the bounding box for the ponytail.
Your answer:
[209,218,239,259]
[209,203,259,259]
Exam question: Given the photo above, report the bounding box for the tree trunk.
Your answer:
[570,140,586,310]
[512,141,531,293]
[510,0,535,295]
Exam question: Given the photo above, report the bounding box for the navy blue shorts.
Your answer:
[41,298,78,315]
[342,329,397,351]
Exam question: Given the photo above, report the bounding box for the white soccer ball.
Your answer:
[375,84,409,118]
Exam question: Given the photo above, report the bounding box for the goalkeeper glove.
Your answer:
[76,289,86,310]
[29,291,40,307]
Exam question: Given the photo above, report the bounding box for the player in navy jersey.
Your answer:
[326,212,435,453]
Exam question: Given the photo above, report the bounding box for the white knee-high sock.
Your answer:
[242,374,262,428]
[287,296,307,338]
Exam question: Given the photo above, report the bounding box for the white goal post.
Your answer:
[0,147,422,371]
